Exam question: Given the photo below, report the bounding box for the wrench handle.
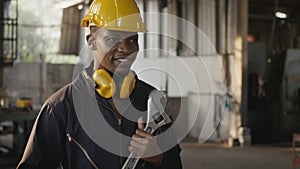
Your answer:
[121,152,139,169]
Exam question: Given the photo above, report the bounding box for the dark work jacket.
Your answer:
[17,64,182,169]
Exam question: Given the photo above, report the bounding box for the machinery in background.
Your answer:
[283,49,300,113]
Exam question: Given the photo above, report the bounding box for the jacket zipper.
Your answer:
[97,101,122,125]
[96,101,124,166]
[118,120,123,166]
[83,69,137,167]
[96,97,137,167]
[66,133,100,169]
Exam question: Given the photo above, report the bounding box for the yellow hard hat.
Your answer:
[81,0,148,32]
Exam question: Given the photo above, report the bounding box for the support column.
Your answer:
[178,0,197,56]
[145,0,160,58]
[39,54,47,104]
[237,0,248,127]
[167,0,178,56]
[197,0,216,55]
[0,0,5,86]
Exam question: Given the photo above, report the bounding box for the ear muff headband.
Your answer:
[92,69,136,99]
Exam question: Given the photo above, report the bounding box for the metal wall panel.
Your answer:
[59,4,81,55]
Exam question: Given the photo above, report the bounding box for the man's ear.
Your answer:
[86,34,97,50]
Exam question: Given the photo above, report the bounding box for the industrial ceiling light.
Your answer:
[275,11,287,19]
[78,4,83,10]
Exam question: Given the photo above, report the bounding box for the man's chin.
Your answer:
[114,63,134,75]
[94,62,132,75]
[114,67,131,75]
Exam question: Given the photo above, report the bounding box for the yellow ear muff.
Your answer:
[119,71,136,99]
[92,69,136,99]
[92,69,116,99]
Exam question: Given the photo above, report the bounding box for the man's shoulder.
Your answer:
[45,83,73,109]
[34,83,74,126]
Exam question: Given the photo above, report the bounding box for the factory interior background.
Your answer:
[1,0,300,168]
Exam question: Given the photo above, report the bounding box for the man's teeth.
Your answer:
[117,58,128,62]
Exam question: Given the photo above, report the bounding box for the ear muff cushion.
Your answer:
[119,71,136,99]
[92,69,116,98]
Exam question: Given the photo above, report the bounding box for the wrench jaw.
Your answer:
[145,90,172,133]
[144,111,172,135]
[122,90,172,169]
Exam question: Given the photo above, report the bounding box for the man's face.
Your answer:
[89,28,139,74]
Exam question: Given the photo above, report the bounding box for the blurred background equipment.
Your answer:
[292,133,300,169]
[16,97,32,110]
[0,0,18,68]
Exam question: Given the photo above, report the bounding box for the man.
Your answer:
[17,0,182,168]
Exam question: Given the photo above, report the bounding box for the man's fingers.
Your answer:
[135,129,152,138]
[129,138,162,158]
[132,135,150,144]
[128,145,142,157]
[130,139,147,150]
[130,117,162,159]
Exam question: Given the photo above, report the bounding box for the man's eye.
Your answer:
[106,37,120,44]
[128,37,138,43]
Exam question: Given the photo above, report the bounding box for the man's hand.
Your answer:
[128,117,163,167]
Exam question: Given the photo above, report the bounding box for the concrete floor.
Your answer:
[180,141,294,169]
[0,135,297,169]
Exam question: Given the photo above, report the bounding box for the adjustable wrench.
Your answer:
[121,90,172,169]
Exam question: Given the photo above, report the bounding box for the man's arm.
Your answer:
[161,144,182,169]
[17,103,64,169]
